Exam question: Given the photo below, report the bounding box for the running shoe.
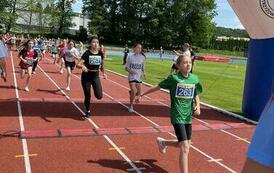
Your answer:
[82,110,91,119]
[24,87,29,92]
[156,137,167,154]
[128,106,134,113]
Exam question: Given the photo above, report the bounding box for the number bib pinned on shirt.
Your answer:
[26,57,34,65]
[175,83,195,99]
[89,55,101,65]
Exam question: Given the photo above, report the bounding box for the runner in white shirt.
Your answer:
[125,43,146,112]
[63,40,80,91]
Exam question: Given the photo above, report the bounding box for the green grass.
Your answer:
[197,49,245,58]
[105,56,246,114]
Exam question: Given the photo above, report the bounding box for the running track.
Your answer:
[0,51,256,173]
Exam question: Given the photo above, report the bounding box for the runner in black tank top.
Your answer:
[77,36,107,118]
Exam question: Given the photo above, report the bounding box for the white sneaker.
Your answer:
[128,106,134,113]
[24,87,29,92]
[156,137,167,154]
[65,87,70,91]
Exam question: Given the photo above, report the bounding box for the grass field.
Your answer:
[105,56,246,114]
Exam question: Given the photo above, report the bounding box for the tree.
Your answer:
[83,0,106,37]
[55,0,75,35]
[82,0,217,48]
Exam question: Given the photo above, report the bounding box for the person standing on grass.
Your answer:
[77,36,107,118]
[125,43,146,113]
[123,44,129,65]
[0,35,8,82]
[18,40,39,92]
[63,40,80,91]
[136,55,202,173]
[160,46,164,61]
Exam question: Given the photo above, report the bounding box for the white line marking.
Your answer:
[10,52,32,173]
[45,57,237,172]
[220,130,250,143]
[102,70,239,172]
[106,69,253,143]
[107,69,257,124]
[38,64,142,173]
[208,158,223,162]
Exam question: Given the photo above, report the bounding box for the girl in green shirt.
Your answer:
[137,55,202,173]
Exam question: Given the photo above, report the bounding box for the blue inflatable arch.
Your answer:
[228,0,274,121]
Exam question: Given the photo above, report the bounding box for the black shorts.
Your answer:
[65,61,75,70]
[173,124,192,142]
[129,80,142,83]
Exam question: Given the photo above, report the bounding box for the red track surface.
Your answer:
[0,52,255,173]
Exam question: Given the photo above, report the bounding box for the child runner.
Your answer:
[125,43,146,112]
[136,55,202,173]
[51,40,58,64]
[77,36,107,118]
[0,36,8,82]
[18,40,39,91]
[32,40,42,74]
[63,40,80,91]
[57,39,66,74]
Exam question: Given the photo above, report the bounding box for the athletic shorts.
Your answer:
[65,61,75,70]
[129,80,142,83]
[173,124,192,142]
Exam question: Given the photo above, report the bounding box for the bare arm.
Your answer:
[77,59,88,72]
[141,85,161,97]
[135,85,161,103]
[193,95,201,115]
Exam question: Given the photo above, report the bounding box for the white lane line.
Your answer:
[44,57,236,172]
[66,68,237,173]
[10,52,32,173]
[105,70,253,143]
[107,69,257,124]
[208,159,223,162]
[220,130,250,143]
[37,65,142,173]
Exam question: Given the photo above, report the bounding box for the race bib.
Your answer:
[26,57,34,65]
[175,83,195,99]
[89,55,101,65]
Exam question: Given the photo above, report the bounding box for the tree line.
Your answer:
[83,0,217,49]
[0,0,248,52]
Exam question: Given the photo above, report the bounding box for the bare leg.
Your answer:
[20,69,25,79]
[128,82,136,111]
[66,66,71,91]
[158,139,190,173]
[25,67,32,91]
[59,59,64,74]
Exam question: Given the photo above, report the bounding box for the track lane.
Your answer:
[0,52,26,173]
[43,55,235,172]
